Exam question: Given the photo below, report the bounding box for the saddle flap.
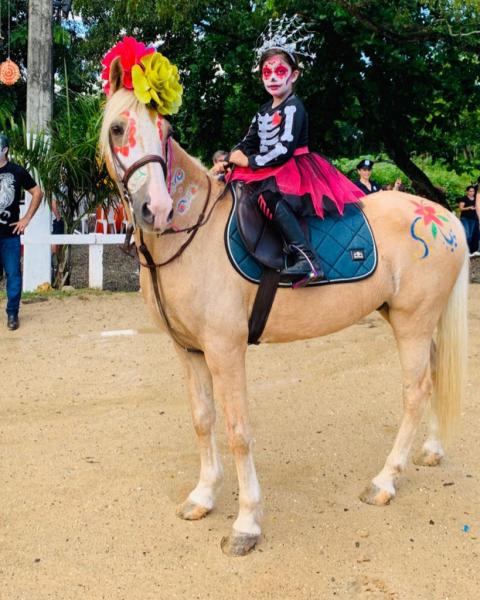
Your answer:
[234,183,284,270]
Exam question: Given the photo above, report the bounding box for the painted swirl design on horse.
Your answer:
[410,200,458,258]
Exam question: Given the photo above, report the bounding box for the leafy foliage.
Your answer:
[2,0,479,207]
[334,155,472,209]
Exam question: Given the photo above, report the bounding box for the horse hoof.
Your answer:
[413,450,443,467]
[220,532,259,556]
[359,483,393,506]
[176,500,210,521]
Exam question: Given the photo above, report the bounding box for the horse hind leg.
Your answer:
[360,327,434,506]
[413,340,445,467]
[175,348,223,521]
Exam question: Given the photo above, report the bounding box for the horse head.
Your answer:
[100,57,174,232]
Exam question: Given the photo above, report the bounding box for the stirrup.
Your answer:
[291,269,323,288]
[283,244,325,283]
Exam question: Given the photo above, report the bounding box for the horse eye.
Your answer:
[111,124,124,136]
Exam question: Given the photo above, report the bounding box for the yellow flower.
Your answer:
[132,52,183,115]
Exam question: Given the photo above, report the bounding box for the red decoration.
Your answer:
[101,36,154,95]
[272,111,282,126]
[0,59,20,85]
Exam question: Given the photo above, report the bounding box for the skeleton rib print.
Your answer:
[235,95,308,170]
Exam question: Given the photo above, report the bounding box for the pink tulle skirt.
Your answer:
[228,147,364,218]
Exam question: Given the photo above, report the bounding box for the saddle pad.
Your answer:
[225,194,378,287]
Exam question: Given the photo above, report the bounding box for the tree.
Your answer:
[70,0,480,207]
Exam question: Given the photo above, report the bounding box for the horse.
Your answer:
[100,59,468,556]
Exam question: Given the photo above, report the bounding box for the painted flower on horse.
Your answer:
[409,200,457,258]
[101,36,183,115]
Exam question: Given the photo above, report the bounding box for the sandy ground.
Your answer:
[1,286,480,600]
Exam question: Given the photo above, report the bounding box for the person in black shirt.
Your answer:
[353,159,381,195]
[0,134,43,330]
[458,185,479,257]
[228,49,364,286]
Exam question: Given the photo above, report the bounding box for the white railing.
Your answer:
[21,233,126,290]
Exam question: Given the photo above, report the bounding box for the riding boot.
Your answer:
[271,200,325,287]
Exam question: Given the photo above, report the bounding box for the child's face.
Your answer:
[261,54,298,100]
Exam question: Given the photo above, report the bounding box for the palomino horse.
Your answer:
[100,62,468,556]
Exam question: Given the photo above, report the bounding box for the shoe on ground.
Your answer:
[7,314,19,330]
[471,251,480,258]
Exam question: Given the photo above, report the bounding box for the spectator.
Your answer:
[209,150,229,182]
[353,159,381,195]
[392,177,406,192]
[457,185,480,257]
[51,197,65,255]
[0,133,44,330]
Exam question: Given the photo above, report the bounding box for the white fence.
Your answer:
[21,233,126,291]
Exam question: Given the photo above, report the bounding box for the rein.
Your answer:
[109,129,226,352]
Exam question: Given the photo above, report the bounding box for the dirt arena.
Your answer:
[1,286,479,600]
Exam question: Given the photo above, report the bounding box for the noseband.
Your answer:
[123,154,167,188]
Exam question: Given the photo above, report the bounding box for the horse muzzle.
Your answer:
[134,196,174,232]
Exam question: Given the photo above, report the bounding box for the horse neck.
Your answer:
[167,140,226,234]
[139,140,229,262]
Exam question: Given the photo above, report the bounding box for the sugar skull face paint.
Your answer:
[128,167,147,193]
[261,55,298,101]
[113,111,137,157]
[156,115,164,143]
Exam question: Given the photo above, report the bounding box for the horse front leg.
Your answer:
[175,348,223,520]
[205,344,261,556]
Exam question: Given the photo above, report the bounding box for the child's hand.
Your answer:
[229,150,249,167]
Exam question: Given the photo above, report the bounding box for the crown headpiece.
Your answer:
[254,14,315,70]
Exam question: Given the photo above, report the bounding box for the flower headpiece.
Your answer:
[101,36,183,115]
[254,14,316,70]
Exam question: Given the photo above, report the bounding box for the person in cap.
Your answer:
[353,159,380,195]
[227,16,365,287]
[0,133,44,330]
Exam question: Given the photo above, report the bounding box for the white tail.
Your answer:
[434,255,469,443]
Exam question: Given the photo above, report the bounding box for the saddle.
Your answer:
[226,182,378,287]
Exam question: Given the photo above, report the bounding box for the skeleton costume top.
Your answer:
[234,95,308,170]
[228,94,364,218]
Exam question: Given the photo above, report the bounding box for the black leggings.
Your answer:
[257,189,283,220]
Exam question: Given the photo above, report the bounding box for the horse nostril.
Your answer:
[141,202,154,224]
[167,209,174,222]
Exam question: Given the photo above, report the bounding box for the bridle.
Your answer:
[108,132,169,230]
[108,123,225,352]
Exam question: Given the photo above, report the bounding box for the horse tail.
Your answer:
[434,254,469,444]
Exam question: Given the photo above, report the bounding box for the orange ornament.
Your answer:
[0,59,21,85]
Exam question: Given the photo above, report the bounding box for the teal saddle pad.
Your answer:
[224,197,378,287]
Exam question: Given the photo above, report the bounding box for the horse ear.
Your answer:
[109,57,124,95]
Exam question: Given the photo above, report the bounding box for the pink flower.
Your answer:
[101,37,154,94]
[412,201,443,227]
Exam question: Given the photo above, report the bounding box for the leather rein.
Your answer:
[109,131,223,353]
